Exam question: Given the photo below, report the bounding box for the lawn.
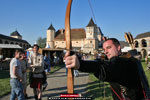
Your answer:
[85,59,150,100]
[0,70,11,97]
[0,64,64,97]
[85,74,113,100]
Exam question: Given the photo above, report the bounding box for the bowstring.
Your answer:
[88,0,97,24]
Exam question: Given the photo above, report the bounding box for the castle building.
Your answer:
[46,18,104,53]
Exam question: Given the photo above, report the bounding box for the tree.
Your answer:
[36,37,46,48]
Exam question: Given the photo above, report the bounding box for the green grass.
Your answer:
[0,64,64,97]
[0,70,11,97]
[86,59,150,100]
[50,64,65,74]
[141,59,150,86]
[85,74,113,100]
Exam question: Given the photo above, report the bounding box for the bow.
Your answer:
[65,0,74,94]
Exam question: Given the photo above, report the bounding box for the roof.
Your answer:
[119,41,129,49]
[54,28,86,40]
[48,24,55,30]
[10,30,22,37]
[135,32,150,39]
[86,18,96,27]
[0,44,22,49]
[98,27,103,36]
[0,34,30,44]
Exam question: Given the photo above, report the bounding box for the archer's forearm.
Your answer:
[78,60,101,73]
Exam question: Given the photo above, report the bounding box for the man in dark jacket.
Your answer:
[64,38,147,100]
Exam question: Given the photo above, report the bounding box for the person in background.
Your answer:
[28,44,44,100]
[20,51,30,99]
[64,38,147,100]
[44,52,51,75]
[145,55,149,64]
[42,52,50,91]
[10,49,25,100]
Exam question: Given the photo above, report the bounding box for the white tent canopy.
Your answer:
[121,47,132,52]
[45,43,50,48]
[0,44,22,49]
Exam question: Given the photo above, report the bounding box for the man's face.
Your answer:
[15,52,21,59]
[33,46,38,53]
[103,40,120,59]
[20,53,25,60]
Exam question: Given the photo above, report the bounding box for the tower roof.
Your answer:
[10,30,22,37]
[86,18,96,27]
[48,24,55,30]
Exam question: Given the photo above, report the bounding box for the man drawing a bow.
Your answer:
[64,38,150,100]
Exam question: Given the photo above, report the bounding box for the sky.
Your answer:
[0,0,150,45]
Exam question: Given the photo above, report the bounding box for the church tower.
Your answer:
[85,18,98,51]
[86,18,97,39]
[46,24,55,48]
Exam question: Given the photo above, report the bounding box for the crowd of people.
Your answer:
[9,44,50,100]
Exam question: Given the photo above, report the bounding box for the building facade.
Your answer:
[46,18,104,54]
[0,30,30,49]
[134,32,150,57]
[0,30,31,58]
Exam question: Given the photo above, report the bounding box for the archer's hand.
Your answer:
[64,51,80,69]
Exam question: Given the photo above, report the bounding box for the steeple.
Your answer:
[10,30,22,39]
[86,18,96,27]
[10,30,22,37]
[48,24,55,30]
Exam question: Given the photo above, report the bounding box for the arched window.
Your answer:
[0,39,3,44]
[141,39,147,47]
[5,41,9,44]
[19,43,22,47]
[10,42,14,44]
[135,41,138,48]
[23,44,26,49]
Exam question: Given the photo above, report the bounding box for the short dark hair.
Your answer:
[104,38,120,47]
[15,49,23,56]
[15,49,23,53]
[32,44,39,49]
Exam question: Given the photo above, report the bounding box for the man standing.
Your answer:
[64,38,149,100]
[10,49,25,100]
[20,51,29,99]
[28,44,44,100]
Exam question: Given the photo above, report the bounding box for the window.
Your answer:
[135,41,138,48]
[141,39,147,47]
[5,41,9,44]
[90,41,92,43]
[20,44,22,47]
[10,42,14,44]
[0,39,2,44]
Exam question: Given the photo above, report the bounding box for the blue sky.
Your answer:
[0,0,150,45]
